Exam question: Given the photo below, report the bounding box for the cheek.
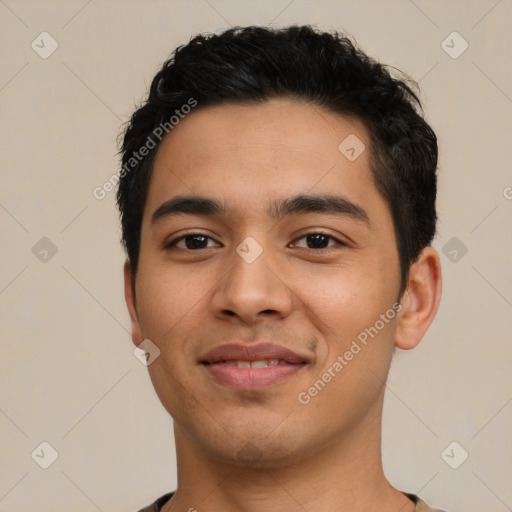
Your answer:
[300,272,398,418]
[299,262,399,377]
[134,265,213,416]
[301,262,394,330]
[135,261,213,342]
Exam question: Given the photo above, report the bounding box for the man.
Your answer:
[117,25,445,512]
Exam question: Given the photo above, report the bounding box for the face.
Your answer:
[126,98,406,467]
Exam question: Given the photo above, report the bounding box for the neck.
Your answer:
[163,398,414,512]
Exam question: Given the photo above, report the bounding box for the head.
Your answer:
[117,25,441,467]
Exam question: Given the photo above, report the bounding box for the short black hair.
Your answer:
[116,24,437,292]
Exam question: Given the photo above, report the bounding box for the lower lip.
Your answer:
[202,362,306,389]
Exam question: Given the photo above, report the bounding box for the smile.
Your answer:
[221,359,286,368]
[199,342,310,390]
[202,359,307,389]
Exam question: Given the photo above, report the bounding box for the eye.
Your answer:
[290,232,345,250]
[165,231,346,251]
[165,233,221,250]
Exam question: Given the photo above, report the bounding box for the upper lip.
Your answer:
[199,343,309,364]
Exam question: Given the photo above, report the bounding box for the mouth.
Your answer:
[199,343,309,390]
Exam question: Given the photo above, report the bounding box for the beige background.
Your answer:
[1,1,511,511]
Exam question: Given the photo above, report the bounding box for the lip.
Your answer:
[199,343,309,390]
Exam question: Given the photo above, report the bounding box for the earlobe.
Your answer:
[394,247,442,350]
[123,260,144,347]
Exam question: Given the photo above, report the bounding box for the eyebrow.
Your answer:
[151,193,370,225]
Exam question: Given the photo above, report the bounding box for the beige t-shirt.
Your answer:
[136,491,448,511]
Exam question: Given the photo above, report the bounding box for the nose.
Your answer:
[210,243,294,325]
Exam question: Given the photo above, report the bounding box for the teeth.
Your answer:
[250,360,267,368]
[229,359,281,368]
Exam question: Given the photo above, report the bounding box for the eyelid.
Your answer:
[290,231,347,250]
[164,230,347,251]
[164,231,221,249]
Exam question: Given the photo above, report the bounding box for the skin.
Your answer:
[124,98,442,512]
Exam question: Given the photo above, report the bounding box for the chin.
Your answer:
[197,424,311,470]
[220,441,305,470]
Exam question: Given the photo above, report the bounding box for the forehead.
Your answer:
[144,98,383,222]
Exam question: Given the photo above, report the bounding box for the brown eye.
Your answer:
[291,232,344,250]
[166,234,220,250]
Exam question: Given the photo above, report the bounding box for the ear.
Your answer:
[124,259,144,347]
[394,246,442,350]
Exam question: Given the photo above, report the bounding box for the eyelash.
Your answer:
[165,231,346,252]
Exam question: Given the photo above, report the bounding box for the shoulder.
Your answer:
[405,492,449,512]
[135,491,175,512]
[136,491,447,512]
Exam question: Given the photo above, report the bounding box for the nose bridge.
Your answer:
[230,244,274,294]
[210,235,293,323]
